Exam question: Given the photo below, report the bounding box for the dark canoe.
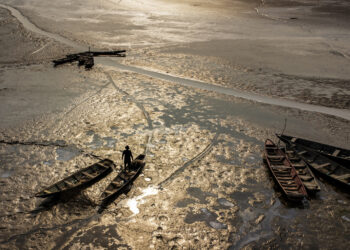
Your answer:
[35,159,114,198]
[101,154,145,202]
[264,139,308,201]
[277,134,350,168]
[283,146,321,194]
[285,142,350,192]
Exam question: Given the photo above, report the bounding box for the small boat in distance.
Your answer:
[264,139,308,201]
[277,134,350,168]
[35,159,114,198]
[101,154,145,203]
[284,146,321,194]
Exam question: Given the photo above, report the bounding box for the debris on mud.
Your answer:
[53,50,126,69]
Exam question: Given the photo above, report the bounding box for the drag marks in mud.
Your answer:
[105,71,154,155]
[158,130,220,187]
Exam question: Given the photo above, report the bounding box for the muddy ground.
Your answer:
[0,0,349,249]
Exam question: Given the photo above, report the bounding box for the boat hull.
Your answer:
[277,134,350,168]
[264,139,308,201]
[35,159,114,198]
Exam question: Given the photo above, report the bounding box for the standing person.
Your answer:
[122,145,133,171]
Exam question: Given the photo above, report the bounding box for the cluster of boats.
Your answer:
[35,134,349,206]
[264,134,349,201]
[35,154,145,206]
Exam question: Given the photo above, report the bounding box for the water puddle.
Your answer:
[103,137,117,148]
[185,207,227,230]
[56,146,80,161]
[126,186,159,215]
[1,169,14,178]
[218,198,235,207]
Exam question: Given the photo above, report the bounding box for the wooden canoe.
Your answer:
[264,139,308,201]
[283,146,321,194]
[35,159,114,198]
[277,134,350,168]
[101,154,145,202]
[284,142,350,192]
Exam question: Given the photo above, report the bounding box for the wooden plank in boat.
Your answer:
[332,149,340,156]
[292,163,306,168]
[82,171,96,178]
[64,180,74,187]
[312,163,331,169]
[333,174,350,181]
[268,155,285,160]
[104,190,114,195]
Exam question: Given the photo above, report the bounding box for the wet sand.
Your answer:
[0,0,350,249]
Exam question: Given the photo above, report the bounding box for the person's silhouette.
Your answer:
[122,145,133,171]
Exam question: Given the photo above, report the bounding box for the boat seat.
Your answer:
[104,190,114,195]
[82,171,96,178]
[292,163,306,168]
[64,180,74,187]
[312,163,331,169]
[278,177,293,180]
[291,138,297,142]
[298,151,307,155]
[332,174,350,181]
[284,187,299,191]
[274,170,290,174]
[332,149,340,156]
[299,176,313,181]
[268,155,285,160]
[271,164,290,168]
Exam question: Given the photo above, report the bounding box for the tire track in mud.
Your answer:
[158,130,220,188]
[105,72,154,155]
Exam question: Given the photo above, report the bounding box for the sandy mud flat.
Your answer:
[0,0,349,249]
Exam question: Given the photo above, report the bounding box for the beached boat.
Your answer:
[264,139,308,201]
[277,134,350,168]
[284,142,350,192]
[35,159,114,198]
[101,154,145,202]
[284,146,321,194]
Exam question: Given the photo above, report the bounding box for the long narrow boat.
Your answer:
[101,154,145,202]
[35,159,114,198]
[264,139,308,201]
[283,142,350,192]
[283,146,321,194]
[277,134,350,168]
